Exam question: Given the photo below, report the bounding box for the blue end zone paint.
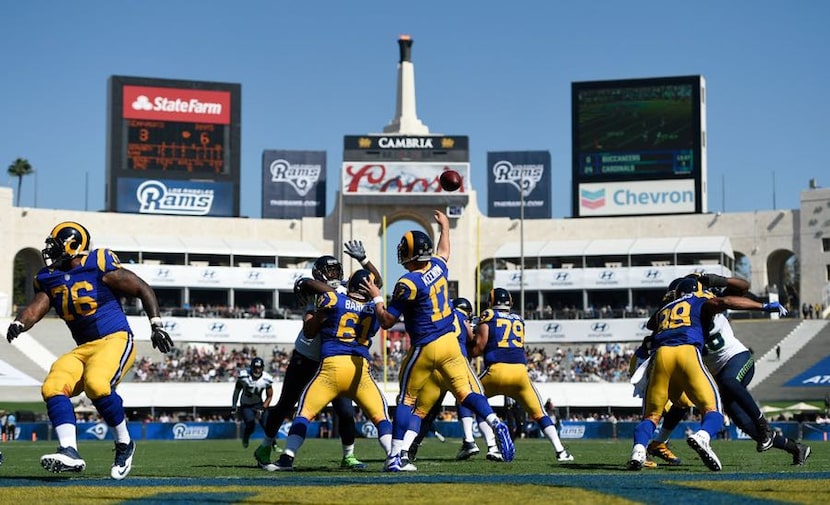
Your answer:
[119,492,256,505]
[1,471,827,505]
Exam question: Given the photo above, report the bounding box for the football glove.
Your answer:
[344,240,367,263]
[150,320,174,353]
[761,302,788,316]
[6,321,24,343]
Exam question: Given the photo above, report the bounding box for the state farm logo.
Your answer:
[131,94,223,116]
[122,85,231,125]
[269,158,321,197]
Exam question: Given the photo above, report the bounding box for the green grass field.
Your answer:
[0,438,827,504]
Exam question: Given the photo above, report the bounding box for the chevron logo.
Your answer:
[581,188,606,209]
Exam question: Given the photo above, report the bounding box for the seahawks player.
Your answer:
[472,288,573,463]
[628,276,788,471]
[5,221,173,480]
[254,242,383,471]
[232,357,274,448]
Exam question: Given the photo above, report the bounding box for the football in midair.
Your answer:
[439,170,462,192]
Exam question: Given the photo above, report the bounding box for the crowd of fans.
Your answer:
[129,342,635,384]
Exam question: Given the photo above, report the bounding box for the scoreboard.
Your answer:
[106,76,241,216]
[571,75,706,217]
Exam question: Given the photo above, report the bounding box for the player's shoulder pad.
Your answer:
[262,372,275,384]
[90,248,123,273]
[238,369,250,379]
[393,278,417,301]
[316,291,338,309]
[479,309,496,322]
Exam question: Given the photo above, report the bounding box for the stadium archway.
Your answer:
[767,249,797,307]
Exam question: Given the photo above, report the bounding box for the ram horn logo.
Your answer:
[269,158,321,197]
[492,160,543,197]
[591,322,609,332]
[85,422,109,440]
[361,422,379,439]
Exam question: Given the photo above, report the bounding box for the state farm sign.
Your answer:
[122,85,231,125]
[342,163,469,195]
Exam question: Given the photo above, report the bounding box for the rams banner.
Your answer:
[487,151,552,219]
[116,178,235,217]
[262,150,326,219]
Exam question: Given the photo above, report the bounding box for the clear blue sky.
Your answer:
[3,1,827,219]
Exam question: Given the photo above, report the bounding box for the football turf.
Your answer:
[0,438,826,504]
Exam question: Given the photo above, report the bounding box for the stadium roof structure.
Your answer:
[493,236,734,259]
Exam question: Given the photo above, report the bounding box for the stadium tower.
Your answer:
[383,35,429,135]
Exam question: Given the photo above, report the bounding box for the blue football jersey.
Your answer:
[651,293,709,348]
[455,308,470,358]
[386,257,455,346]
[34,248,132,345]
[479,308,527,366]
[314,291,379,360]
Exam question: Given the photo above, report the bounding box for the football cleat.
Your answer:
[384,454,403,472]
[494,422,515,462]
[456,441,480,460]
[686,431,722,471]
[792,444,811,466]
[556,450,574,462]
[254,445,277,471]
[627,444,646,471]
[341,454,367,470]
[756,417,774,452]
[242,434,250,449]
[407,444,419,462]
[643,460,658,469]
[647,441,681,465]
[41,446,86,473]
[433,430,446,443]
[485,447,504,462]
[110,440,136,480]
[275,453,294,471]
[399,454,417,472]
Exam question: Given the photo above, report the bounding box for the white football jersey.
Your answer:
[702,313,749,375]
[234,369,274,406]
[293,283,348,362]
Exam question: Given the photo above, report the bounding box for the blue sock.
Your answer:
[46,395,76,427]
[393,404,413,439]
[377,419,393,438]
[633,419,656,447]
[700,411,725,439]
[457,403,473,419]
[461,393,494,419]
[92,392,125,426]
[288,416,309,438]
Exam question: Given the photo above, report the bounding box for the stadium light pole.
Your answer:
[519,177,525,320]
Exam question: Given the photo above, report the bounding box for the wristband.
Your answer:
[360,257,370,266]
[150,317,163,327]
[372,296,384,305]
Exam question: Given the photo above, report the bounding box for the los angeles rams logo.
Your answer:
[85,422,109,440]
[270,159,321,197]
[492,160,543,197]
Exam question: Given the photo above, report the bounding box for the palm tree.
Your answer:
[7,157,34,206]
